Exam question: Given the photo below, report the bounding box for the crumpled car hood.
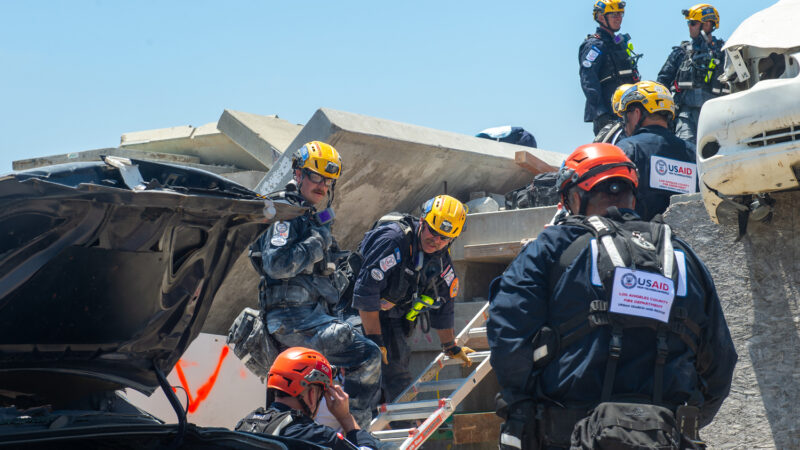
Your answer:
[0,157,304,398]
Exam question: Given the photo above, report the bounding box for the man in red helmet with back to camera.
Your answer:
[488,144,736,449]
[236,347,382,449]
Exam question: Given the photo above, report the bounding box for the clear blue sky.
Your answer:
[0,1,770,173]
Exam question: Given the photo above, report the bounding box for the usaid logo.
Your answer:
[621,273,637,288]
[655,159,668,175]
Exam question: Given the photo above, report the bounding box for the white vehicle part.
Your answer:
[723,0,800,52]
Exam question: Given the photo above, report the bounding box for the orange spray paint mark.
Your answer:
[174,346,230,414]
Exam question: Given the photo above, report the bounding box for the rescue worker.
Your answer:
[352,195,474,402]
[488,143,737,449]
[580,0,641,135]
[253,141,381,427]
[236,347,382,449]
[657,4,727,143]
[592,83,632,145]
[616,81,697,221]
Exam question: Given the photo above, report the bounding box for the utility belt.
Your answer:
[528,402,702,449]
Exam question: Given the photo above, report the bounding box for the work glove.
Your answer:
[444,345,475,367]
[366,334,389,365]
[311,224,333,249]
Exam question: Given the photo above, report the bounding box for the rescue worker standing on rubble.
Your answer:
[236,347,382,449]
[592,83,632,145]
[616,81,697,221]
[657,4,727,143]
[488,143,737,449]
[253,141,381,428]
[352,195,474,403]
[580,0,641,135]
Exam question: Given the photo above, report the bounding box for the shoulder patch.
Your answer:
[270,235,287,247]
[274,222,290,238]
[441,265,456,286]
[393,247,402,264]
[449,277,459,298]
[370,267,384,281]
[380,254,397,271]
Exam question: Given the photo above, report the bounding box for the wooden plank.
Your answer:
[452,412,504,445]
[515,150,557,175]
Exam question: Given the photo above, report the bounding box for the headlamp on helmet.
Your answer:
[683,4,720,28]
[421,195,467,240]
[292,141,342,180]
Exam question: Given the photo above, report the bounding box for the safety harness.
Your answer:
[533,209,703,405]
[235,406,299,436]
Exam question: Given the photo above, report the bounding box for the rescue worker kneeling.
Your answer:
[236,347,381,449]
[487,144,737,449]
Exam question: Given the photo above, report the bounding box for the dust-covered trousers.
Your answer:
[674,106,701,144]
[265,298,382,428]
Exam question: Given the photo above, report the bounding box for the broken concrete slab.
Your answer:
[120,121,269,171]
[255,107,564,250]
[13,147,199,171]
[216,110,303,168]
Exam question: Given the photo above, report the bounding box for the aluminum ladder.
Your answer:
[368,302,492,449]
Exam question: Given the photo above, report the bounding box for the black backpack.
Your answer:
[504,171,560,210]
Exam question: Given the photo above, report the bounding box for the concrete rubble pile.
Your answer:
[11,108,799,448]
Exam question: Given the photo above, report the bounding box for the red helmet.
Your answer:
[556,143,638,200]
[267,347,333,397]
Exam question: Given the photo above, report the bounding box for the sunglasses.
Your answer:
[424,222,453,242]
[687,20,701,26]
[303,169,335,187]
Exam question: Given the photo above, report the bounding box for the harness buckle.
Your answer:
[609,333,623,359]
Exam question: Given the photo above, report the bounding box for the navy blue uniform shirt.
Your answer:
[352,221,456,330]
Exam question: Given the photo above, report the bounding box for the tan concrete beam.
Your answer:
[216,110,303,170]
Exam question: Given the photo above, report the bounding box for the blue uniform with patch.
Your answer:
[616,125,697,221]
[256,189,381,427]
[237,402,382,449]
[657,35,728,142]
[579,28,640,133]
[487,213,736,444]
[353,220,457,401]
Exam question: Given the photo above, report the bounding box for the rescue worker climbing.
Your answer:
[592,83,632,145]
[657,4,728,143]
[580,0,641,135]
[236,347,382,449]
[487,143,737,449]
[616,81,697,221]
[250,141,381,428]
[352,195,474,403]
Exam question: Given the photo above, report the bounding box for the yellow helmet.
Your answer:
[612,83,634,117]
[683,4,719,28]
[292,141,342,180]
[593,0,625,17]
[618,81,676,120]
[421,195,467,239]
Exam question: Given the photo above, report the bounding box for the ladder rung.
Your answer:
[372,428,415,440]
[442,350,490,366]
[379,399,444,413]
[382,409,439,422]
[468,327,486,338]
[414,378,465,393]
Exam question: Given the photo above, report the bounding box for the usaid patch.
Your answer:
[441,265,455,286]
[583,47,601,67]
[270,236,287,247]
[610,267,675,323]
[275,222,290,238]
[650,156,697,194]
[380,254,397,271]
[370,267,384,281]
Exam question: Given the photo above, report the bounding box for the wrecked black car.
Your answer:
[0,157,322,449]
